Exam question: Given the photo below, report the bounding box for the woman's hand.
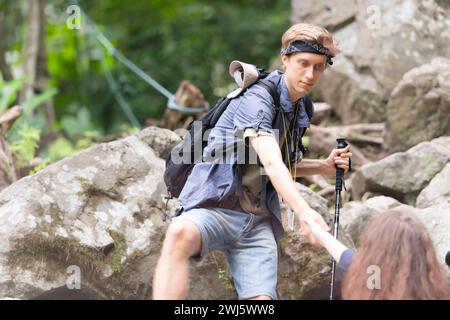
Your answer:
[297,207,330,247]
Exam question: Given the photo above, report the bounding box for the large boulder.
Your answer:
[291,0,357,31]
[136,126,181,159]
[340,196,403,246]
[0,127,230,299]
[385,58,450,152]
[0,126,353,300]
[351,137,450,204]
[316,54,385,124]
[292,0,450,124]
[416,203,450,270]
[416,162,450,208]
[278,183,354,299]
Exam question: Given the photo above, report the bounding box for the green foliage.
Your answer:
[0,74,24,114]
[30,158,51,175]
[0,74,57,143]
[8,89,58,138]
[47,137,76,162]
[10,124,40,168]
[22,88,58,116]
[75,130,100,150]
[3,0,291,173]
[302,136,310,148]
[46,0,291,133]
[218,267,234,292]
[0,75,58,173]
[59,107,97,137]
[46,132,98,163]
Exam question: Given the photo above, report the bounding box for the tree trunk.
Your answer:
[19,0,55,126]
[35,0,55,127]
[0,1,13,81]
[20,0,39,105]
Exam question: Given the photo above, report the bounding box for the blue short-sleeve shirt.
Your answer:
[178,70,313,243]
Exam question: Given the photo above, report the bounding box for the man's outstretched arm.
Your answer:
[248,134,330,244]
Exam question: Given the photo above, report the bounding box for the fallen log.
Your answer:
[0,105,23,134]
[0,105,23,191]
[306,123,385,166]
[159,81,207,131]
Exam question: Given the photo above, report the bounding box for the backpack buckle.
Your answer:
[163,193,173,222]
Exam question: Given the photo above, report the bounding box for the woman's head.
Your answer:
[280,23,340,101]
[342,209,450,300]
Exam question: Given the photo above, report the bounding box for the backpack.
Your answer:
[163,62,280,200]
[163,61,314,216]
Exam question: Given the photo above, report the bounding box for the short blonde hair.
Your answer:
[281,23,341,57]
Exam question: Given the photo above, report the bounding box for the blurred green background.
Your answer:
[0,0,290,171]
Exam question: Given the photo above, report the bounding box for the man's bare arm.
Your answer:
[248,134,329,242]
[249,135,309,215]
[294,159,327,176]
[294,146,352,177]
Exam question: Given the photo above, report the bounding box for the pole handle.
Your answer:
[335,138,348,192]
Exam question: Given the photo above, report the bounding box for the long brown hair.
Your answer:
[341,209,450,299]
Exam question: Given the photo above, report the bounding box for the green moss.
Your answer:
[7,230,128,278]
[210,252,236,299]
[289,249,332,298]
[7,233,104,278]
[279,235,290,251]
[279,236,333,299]
[422,155,441,178]
[309,183,319,192]
[79,179,124,203]
[6,230,139,299]
[133,211,146,224]
[107,230,127,274]
[218,268,234,293]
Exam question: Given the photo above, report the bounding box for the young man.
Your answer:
[153,23,352,300]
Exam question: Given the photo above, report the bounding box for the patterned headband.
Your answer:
[280,40,334,65]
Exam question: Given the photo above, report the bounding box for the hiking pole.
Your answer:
[330,138,350,300]
[446,250,450,267]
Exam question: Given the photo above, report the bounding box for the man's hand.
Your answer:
[297,207,330,246]
[322,145,352,177]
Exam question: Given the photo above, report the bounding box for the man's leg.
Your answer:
[227,215,278,300]
[153,219,202,299]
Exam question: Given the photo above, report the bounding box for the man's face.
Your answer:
[282,52,327,100]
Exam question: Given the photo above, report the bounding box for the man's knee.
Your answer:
[162,220,202,257]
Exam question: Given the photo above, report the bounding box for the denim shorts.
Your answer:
[174,207,278,300]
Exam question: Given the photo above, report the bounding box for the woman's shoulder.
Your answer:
[339,249,356,271]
